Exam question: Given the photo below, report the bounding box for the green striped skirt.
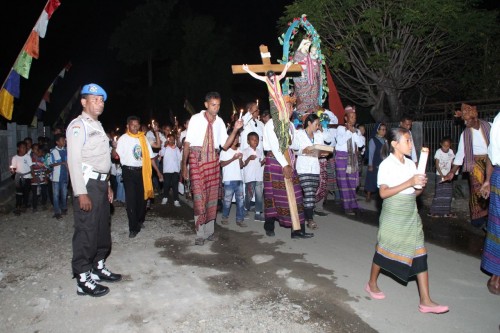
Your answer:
[373,193,428,282]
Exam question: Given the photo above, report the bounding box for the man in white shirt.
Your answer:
[181,92,243,246]
[444,103,491,227]
[335,106,365,215]
[113,116,163,238]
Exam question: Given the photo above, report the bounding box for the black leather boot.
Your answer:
[291,224,314,239]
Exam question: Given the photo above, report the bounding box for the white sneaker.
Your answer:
[161,198,168,205]
[174,200,181,207]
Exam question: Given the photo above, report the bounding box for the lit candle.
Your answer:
[174,116,177,123]
[415,147,429,189]
[113,136,117,142]
[233,109,236,115]
[239,109,243,120]
[116,127,119,132]
[256,99,259,106]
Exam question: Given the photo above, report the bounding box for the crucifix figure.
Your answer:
[232,45,311,237]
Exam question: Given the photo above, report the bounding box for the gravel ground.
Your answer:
[0,196,371,333]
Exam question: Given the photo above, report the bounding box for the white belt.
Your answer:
[88,171,109,181]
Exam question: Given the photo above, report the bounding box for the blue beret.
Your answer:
[81,83,107,101]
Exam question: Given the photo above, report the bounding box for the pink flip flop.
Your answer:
[364,283,386,300]
[418,304,449,314]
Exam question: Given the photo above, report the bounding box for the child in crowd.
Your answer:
[429,136,457,218]
[242,132,265,222]
[160,133,182,207]
[365,127,448,314]
[219,135,246,227]
[48,134,68,219]
[10,141,32,215]
[30,144,49,212]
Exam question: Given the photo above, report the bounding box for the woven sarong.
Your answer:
[429,175,453,216]
[469,156,489,221]
[264,156,305,227]
[189,147,220,229]
[335,151,359,210]
[298,173,320,209]
[315,158,328,202]
[373,193,428,282]
[481,166,500,275]
[326,155,338,192]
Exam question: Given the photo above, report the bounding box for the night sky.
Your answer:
[1,0,293,129]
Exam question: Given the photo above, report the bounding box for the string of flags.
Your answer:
[0,0,61,120]
[30,62,71,127]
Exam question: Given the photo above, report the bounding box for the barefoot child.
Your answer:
[365,127,449,314]
[429,136,456,218]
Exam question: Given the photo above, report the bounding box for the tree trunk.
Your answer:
[385,87,404,122]
[369,90,387,122]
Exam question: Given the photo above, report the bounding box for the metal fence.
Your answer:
[365,113,498,173]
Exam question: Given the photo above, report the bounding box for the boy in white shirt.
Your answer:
[159,133,182,207]
[242,132,265,222]
[10,141,33,215]
[429,136,456,218]
[220,135,246,227]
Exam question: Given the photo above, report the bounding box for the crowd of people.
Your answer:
[8,83,499,306]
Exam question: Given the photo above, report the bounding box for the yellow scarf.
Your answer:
[126,131,153,199]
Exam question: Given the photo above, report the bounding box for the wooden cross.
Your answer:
[232,44,302,231]
[231,45,303,74]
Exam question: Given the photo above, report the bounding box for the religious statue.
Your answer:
[293,38,322,115]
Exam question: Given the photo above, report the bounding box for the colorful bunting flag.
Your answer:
[45,0,61,19]
[0,89,15,120]
[13,51,33,79]
[4,71,21,98]
[24,31,40,59]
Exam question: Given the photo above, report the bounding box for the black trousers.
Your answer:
[163,172,180,201]
[71,179,111,275]
[15,177,31,208]
[122,167,146,233]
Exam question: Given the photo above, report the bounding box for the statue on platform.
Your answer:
[293,38,322,115]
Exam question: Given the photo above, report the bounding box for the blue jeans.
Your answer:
[222,181,244,222]
[52,181,68,214]
[115,174,125,202]
[245,181,263,213]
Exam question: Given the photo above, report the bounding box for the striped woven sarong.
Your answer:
[298,173,320,209]
[373,193,428,282]
[315,158,328,202]
[326,155,338,192]
[335,151,359,211]
[189,147,220,229]
[481,166,500,275]
[469,156,489,221]
[429,175,453,216]
[264,156,305,227]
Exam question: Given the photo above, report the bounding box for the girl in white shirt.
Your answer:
[292,113,326,230]
[365,127,448,314]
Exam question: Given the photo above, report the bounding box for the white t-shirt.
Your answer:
[220,148,242,181]
[240,111,264,151]
[185,111,228,148]
[116,134,154,167]
[159,145,181,173]
[11,154,32,178]
[242,147,264,182]
[434,148,455,175]
[378,153,416,194]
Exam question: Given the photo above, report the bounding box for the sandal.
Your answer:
[307,220,318,230]
[443,213,457,218]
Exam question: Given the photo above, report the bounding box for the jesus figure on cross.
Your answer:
[241,63,314,239]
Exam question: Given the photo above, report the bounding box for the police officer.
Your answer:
[67,83,122,297]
